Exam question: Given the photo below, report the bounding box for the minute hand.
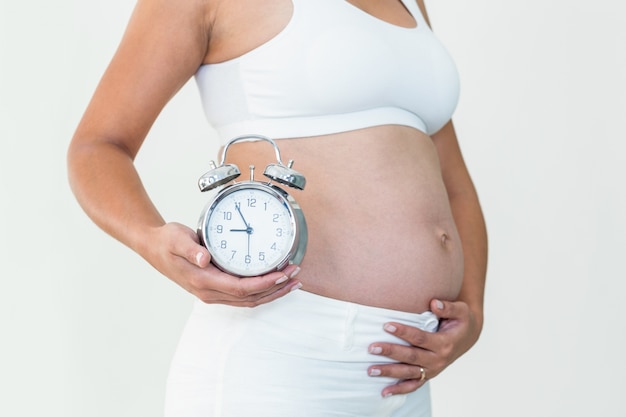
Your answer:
[234,204,254,234]
[235,204,250,228]
[235,204,253,259]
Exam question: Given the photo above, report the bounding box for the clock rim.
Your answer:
[198,181,306,277]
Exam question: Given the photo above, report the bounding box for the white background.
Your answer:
[1,0,625,416]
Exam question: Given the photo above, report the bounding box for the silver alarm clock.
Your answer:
[197,135,307,277]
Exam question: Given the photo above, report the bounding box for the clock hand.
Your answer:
[235,202,253,260]
[247,231,251,260]
[235,204,250,228]
[234,204,254,234]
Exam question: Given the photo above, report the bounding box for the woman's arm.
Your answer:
[415,0,488,327]
[367,121,488,397]
[433,121,488,327]
[68,0,301,305]
[364,0,487,396]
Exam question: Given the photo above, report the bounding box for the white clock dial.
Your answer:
[204,186,296,276]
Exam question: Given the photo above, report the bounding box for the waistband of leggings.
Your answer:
[289,289,439,331]
[194,289,440,334]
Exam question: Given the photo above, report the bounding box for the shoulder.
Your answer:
[130,0,216,31]
[125,0,218,58]
[204,0,293,63]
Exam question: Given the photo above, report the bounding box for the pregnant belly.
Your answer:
[296,207,465,314]
[223,125,464,313]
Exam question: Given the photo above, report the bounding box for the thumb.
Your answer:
[192,247,211,268]
[430,299,465,320]
[171,223,211,268]
[175,232,210,268]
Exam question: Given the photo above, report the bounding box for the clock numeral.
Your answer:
[230,250,237,260]
[247,198,257,208]
[216,225,223,234]
[276,228,283,237]
[271,242,277,251]
[220,240,228,249]
[273,213,280,222]
[245,255,252,264]
[259,252,265,261]
[224,212,232,221]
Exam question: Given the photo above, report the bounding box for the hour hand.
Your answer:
[230,226,254,234]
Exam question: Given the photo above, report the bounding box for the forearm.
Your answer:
[67,139,165,257]
[449,184,488,328]
[368,181,487,395]
[432,121,488,329]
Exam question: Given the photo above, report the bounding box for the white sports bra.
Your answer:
[195,0,460,143]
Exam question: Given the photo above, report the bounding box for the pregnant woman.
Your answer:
[67,0,488,416]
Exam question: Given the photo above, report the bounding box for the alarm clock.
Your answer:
[197,135,307,277]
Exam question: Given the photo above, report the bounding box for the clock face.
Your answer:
[202,185,297,276]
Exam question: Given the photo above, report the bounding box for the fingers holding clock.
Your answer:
[150,222,301,306]
[213,265,302,306]
[191,263,302,307]
[181,257,302,306]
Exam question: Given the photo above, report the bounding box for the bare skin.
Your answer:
[68,0,487,398]
[225,128,464,313]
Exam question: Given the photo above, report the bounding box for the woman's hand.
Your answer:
[367,298,482,397]
[144,222,302,307]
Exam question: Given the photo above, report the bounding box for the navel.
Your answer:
[440,232,449,248]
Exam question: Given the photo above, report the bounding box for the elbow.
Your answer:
[66,132,96,197]
[66,134,83,196]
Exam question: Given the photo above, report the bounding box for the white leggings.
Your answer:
[164,289,439,417]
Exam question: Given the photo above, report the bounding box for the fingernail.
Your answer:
[290,282,303,292]
[383,392,394,398]
[369,368,381,376]
[195,252,203,266]
[435,299,444,310]
[289,266,301,278]
[384,324,397,333]
[275,275,289,285]
[369,346,383,354]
